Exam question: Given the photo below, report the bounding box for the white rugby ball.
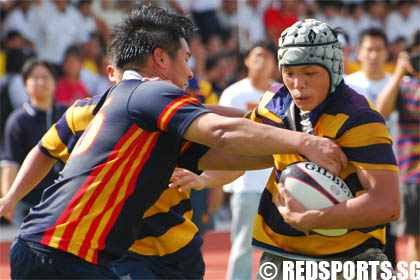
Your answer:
[279,161,353,236]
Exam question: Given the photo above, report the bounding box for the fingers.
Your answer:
[333,141,348,171]
[168,175,191,188]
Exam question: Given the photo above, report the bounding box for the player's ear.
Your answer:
[153,48,167,69]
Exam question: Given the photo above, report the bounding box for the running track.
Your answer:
[0,230,409,279]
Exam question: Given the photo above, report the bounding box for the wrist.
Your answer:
[298,133,313,157]
[302,209,321,230]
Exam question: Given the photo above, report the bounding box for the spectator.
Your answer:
[0,45,31,149]
[191,0,223,43]
[1,58,67,225]
[55,45,90,105]
[217,0,239,34]
[364,0,387,29]
[344,27,398,267]
[205,52,235,98]
[219,40,277,280]
[385,0,419,43]
[1,0,34,49]
[345,28,392,103]
[76,0,110,47]
[376,29,420,264]
[27,0,88,70]
[237,0,269,52]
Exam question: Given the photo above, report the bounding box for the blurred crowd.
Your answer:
[1,0,419,108]
[0,0,419,226]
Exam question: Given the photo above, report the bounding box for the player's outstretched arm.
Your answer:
[169,167,244,192]
[185,112,347,175]
[275,169,400,232]
[204,104,246,118]
[0,146,57,217]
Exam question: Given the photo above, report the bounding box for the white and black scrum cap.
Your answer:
[278,19,344,93]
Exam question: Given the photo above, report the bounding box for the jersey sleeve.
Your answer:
[128,81,211,138]
[2,112,25,166]
[38,102,77,162]
[337,108,398,172]
[177,141,209,172]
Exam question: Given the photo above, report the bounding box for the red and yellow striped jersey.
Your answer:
[20,80,210,265]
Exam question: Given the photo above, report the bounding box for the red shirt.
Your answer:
[55,77,89,105]
[264,6,298,42]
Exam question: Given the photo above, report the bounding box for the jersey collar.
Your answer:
[122,70,143,81]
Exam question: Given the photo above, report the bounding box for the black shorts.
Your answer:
[391,182,420,236]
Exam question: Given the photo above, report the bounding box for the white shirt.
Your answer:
[344,71,392,103]
[219,78,273,193]
[2,7,32,41]
[344,71,398,151]
[27,4,87,64]
[386,10,420,42]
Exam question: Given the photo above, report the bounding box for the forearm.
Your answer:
[304,170,400,230]
[200,170,245,187]
[198,149,274,170]
[1,165,18,197]
[376,73,402,118]
[3,146,56,203]
[205,104,246,118]
[187,114,305,156]
[187,113,346,175]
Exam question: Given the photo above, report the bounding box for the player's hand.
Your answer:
[169,168,206,192]
[0,196,17,221]
[302,135,347,176]
[275,184,312,235]
[394,51,415,78]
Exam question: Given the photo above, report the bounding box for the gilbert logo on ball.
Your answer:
[279,162,353,236]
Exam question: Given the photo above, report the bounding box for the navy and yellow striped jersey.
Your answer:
[19,79,210,265]
[250,81,398,259]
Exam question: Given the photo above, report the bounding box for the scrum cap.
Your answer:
[278,19,344,93]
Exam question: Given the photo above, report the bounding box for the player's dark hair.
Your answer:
[21,58,58,82]
[359,27,388,47]
[108,4,195,69]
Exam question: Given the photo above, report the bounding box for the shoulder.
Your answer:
[5,106,28,131]
[327,83,383,122]
[7,106,28,121]
[133,80,186,98]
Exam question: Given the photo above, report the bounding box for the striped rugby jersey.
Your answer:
[397,76,420,183]
[249,81,398,259]
[18,79,210,265]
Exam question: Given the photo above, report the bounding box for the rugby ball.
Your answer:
[279,161,353,236]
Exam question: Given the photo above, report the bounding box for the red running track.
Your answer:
[0,232,409,279]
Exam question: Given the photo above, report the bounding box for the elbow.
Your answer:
[205,118,238,151]
[389,201,401,222]
[384,197,401,223]
[206,126,229,150]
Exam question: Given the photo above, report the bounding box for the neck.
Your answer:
[363,69,385,81]
[30,97,53,112]
[248,75,271,91]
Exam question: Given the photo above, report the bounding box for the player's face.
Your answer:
[282,65,330,112]
[25,64,56,102]
[167,38,193,89]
